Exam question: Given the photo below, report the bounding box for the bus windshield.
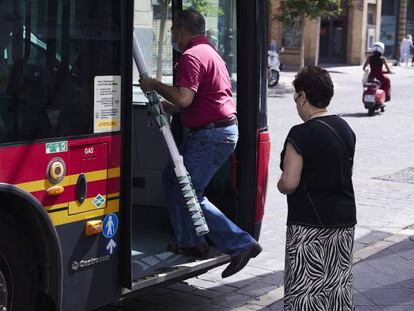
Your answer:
[0,0,121,144]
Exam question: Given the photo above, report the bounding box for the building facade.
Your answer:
[269,0,412,66]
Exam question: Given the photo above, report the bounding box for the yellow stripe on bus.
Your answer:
[44,192,120,211]
[49,199,120,226]
[15,167,121,193]
[46,202,68,211]
[107,192,120,199]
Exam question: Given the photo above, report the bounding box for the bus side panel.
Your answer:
[57,217,119,311]
[254,130,270,238]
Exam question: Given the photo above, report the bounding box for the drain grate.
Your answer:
[372,167,414,184]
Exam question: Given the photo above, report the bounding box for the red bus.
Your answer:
[0,0,270,310]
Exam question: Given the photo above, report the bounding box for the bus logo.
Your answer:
[46,141,68,154]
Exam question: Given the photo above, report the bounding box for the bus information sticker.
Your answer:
[46,141,68,154]
[94,76,121,133]
[92,194,105,209]
[102,213,118,239]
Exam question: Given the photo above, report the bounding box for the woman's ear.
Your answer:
[299,91,306,106]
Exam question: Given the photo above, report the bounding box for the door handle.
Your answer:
[76,173,87,203]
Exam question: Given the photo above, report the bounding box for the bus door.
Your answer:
[123,0,269,293]
[0,0,132,310]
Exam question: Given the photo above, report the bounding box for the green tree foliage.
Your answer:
[275,0,341,67]
[276,0,340,25]
[183,0,223,16]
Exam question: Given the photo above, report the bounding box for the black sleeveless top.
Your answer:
[280,115,357,228]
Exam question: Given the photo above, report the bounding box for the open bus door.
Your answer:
[0,0,268,309]
[120,0,270,294]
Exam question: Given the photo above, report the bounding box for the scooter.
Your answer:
[362,71,386,116]
[267,41,283,87]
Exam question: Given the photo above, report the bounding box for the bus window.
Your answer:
[0,0,121,144]
[183,0,237,92]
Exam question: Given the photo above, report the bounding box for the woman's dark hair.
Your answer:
[373,50,382,58]
[174,10,205,36]
[292,65,334,108]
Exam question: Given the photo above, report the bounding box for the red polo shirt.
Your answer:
[175,35,236,128]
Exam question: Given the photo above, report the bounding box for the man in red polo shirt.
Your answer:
[139,10,261,278]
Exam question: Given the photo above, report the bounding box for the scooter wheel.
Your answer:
[368,108,375,116]
[380,106,385,112]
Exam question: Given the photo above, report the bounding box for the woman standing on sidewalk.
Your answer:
[278,66,357,311]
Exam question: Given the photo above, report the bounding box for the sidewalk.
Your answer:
[234,225,414,310]
[352,227,414,310]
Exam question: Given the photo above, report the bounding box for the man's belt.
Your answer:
[189,116,237,132]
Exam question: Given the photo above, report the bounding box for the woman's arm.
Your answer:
[382,57,392,73]
[277,142,303,194]
[362,56,370,71]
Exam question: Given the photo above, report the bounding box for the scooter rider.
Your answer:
[362,42,392,102]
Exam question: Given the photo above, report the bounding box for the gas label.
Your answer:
[84,147,94,154]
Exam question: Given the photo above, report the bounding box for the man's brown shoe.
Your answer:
[167,242,209,259]
[221,242,262,278]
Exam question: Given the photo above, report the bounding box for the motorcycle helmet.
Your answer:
[370,42,385,54]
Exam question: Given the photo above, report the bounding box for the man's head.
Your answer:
[171,10,205,52]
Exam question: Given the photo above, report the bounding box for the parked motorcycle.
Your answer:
[268,41,283,87]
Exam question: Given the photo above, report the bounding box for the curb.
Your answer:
[235,226,414,309]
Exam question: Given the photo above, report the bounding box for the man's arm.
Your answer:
[277,142,303,194]
[139,76,195,109]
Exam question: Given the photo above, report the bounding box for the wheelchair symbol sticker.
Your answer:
[102,213,118,239]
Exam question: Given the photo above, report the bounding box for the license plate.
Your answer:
[364,94,375,102]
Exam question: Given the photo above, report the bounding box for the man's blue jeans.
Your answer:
[163,124,255,257]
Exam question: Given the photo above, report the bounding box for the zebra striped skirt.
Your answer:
[284,225,355,311]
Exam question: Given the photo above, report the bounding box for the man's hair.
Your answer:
[174,10,205,36]
[293,65,334,108]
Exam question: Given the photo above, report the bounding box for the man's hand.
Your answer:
[139,76,154,93]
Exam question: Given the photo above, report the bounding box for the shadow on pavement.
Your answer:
[267,84,294,98]
[338,112,372,118]
[109,271,285,311]
[353,237,414,310]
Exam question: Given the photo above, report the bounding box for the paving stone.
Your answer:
[354,289,375,306]
[353,261,402,289]
[356,230,391,245]
[240,266,274,276]
[268,300,284,311]
[166,282,195,293]
[398,278,414,289]
[260,272,284,286]
[381,306,414,311]
[361,288,414,306]
[189,279,239,293]
[217,274,261,289]
[366,254,414,283]
[212,292,252,308]
[162,290,213,305]
[191,288,226,299]
[236,281,278,297]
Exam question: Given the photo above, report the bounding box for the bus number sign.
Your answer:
[46,141,68,154]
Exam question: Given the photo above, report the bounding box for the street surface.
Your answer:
[98,65,414,310]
